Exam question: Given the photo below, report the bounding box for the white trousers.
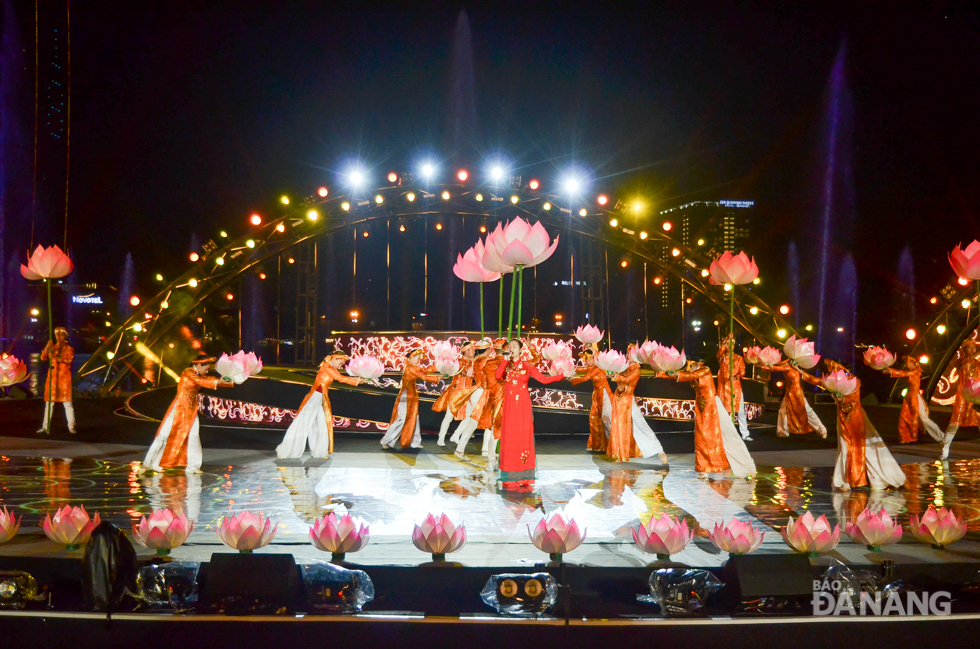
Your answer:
[716,396,755,478]
[42,401,75,430]
[142,406,203,472]
[453,388,485,454]
[380,392,422,449]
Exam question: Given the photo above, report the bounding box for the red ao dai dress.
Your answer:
[494,359,563,487]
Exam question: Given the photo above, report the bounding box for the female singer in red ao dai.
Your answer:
[494,339,564,488]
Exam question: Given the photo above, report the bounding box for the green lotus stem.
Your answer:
[729,289,736,424]
[507,270,517,340]
[498,277,504,339]
[45,279,53,435]
[480,283,485,338]
[516,266,524,337]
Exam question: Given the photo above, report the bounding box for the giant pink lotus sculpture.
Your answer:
[783,335,821,369]
[822,369,858,397]
[453,238,502,337]
[845,508,902,551]
[20,244,74,281]
[0,355,28,388]
[132,508,193,555]
[529,511,586,562]
[632,514,693,560]
[781,511,841,556]
[310,512,370,561]
[0,507,20,544]
[216,511,278,553]
[595,349,629,374]
[412,513,466,561]
[708,251,759,286]
[708,519,765,555]
[862,346,896,371]
[949,241,980,281]
[909,507,967,549]
[42,505,100,550]
[346,355,385,380]
[574,324,604,345]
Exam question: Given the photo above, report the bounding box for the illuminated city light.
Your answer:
[662,221,672,232]
[307,209,319,220]
[724,284,732,291]
[919,355,930,364]
[475,193,483,202]
[436,223,443,230]
[374,195,384,204]
[280,195,290,205]
[579,208,587,217]
[407,192,416,202]
[387,172,398,183]
[959,277,970,286]
[479,225,487,233]
[620,260,628,268]
[701,269,710,278]
[906,328,917,340]
[441,191,451,200]
[639,231,648,240]
[937,324,947,334]
[130,296,140,307]
[963,299,972,309]
[930,296,938,304]
[610,219,618,227]
[363,231,369,237]
[30,308,40,316]
[597,194,608,205]
[777,328,787,338]
[250,214,262,226]
[288,257,295,264]
[749,306,759,315]
[132,323,143,332]
[215,257,225,265]
[155,273,163,281]
[341,201,351,211]
[422,163,435,179]
[685,297,693,304]
[491,166,504,182]
[276,223,286,232]
[399,225,406,232]
[671,248,681,257]
[697,239,705,246]
[246,239,255,248]
[653,277,662,285]
[188,279,198,287]
[805,324,813,331]
[106,351,115,360]
[529,179,540,190]
[457,169,468,181]
[779,305,790,315]
[543,202,551,211]
[318,186,329,197]
[226,293,234,301]
[837,327,845,332]
[220,230,228,238]
[752,277,761,285]
[189,252,199,262]
[349,170,364,186]
[511,195,519,204]
[259,273,267,280]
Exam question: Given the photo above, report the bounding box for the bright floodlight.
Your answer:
[491,166,503,182]
[349,170,364,187]
[422,163,435,179]
[563,177,581,195]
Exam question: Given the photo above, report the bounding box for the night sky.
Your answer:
[4,1,980,356]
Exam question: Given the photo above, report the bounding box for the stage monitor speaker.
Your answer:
[204,553,300,611]
[725,553,814,598]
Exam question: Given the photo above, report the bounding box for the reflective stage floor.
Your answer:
[1,429,980,568]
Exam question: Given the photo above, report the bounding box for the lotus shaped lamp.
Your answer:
[412,513,466,561]
[483,217,559,271]
[781,511,841,556]
[950,241,980,281]
[862,346,896,371]
[529,511,586,561]
[216,351,259,384]
[310,512,370,561]
[648,344,687,373]
[216,511,278,553]
[549,357,575,377]
[541,340,573,361]
[0,506,20,544]
[595,350,629,374]
[42,505,100,550]
[574,324,604,345]
[708,519,765,555]
[845,508,902,551]
[20,244,74,280]
[632,340,660,366]
[744,346,763,365]
[435,357,461,376]
[132,508,193,555]
[783,335,821,369]
[909,507,967,549]
[0,355,28,387]
[430,341,458,362]
[708,251,759,286]
[346,355,385,380]
[963,378,980,405]
[823,369,858,397]
[453,239,502,282]
[632,514,693,559]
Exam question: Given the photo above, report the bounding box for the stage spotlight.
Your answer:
[133,323,143,332]
[905,328,917,340]
[246,239,255,248]
[259,272,267,280]
[436,223,443,230]
[422,163,436,180]
[776,380,784,388]
[662,222,672,232]
[671,248,681,257]
[457,169,468,182]
[318,186,329,197]
[685,297,693,304]
[189,252,199,262]
[280,196,290,205]
[609,219,618,227]
[188,279,198,287]
[752,277,761,285]
[697,238,705,246]
[749,306,759,315]
[30,308,40,316]
[930,296,938,304]
[441,191,451,200]
[226,292,234,301]
[724,283,732,291]
[963,298,972,309]
[805,324,813,331]
[937,324,947,334]
[701,269,709,278]
[579,208,587,217]
[196,317,203,323]
[276,223,286,232]
[919,354,930,364]
[130,296,140,307]
[563,177,581,195]
[597,194,608,206]
[169,342,175,348]
[632,202,643,213]
[713,320,720,326]
[155,273,164,281]
[639,231,648,240]
[777,328,787,338]
[480,225,487,233]
[836,327,845,332]
[779,305,790,315]
[399,224,406,232]
[387,172,398,183]
[341,201,351,211]
[620,260,628,268]
[543,202,551,211]
[406,192,416,202]
[529,179,539,190]
[307,209,319,220]
[490,166,504,183]
[215,257,225,266]
[288,257,295,264]
[475,193,483,202]
[958,277,970,286]
[653,277,662,285]
[220,231,228,238]
[511,195,519,204]
[250,213,262,226]
[362,231,369,238]
[106,351,115,360]
[374,195,384,205]
[349,170,364,187]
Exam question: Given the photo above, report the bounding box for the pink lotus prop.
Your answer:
[595,349,629,374]
[541,340,573,361]
[648,343,686,373]
[453,239,502,283]
[909,507,967,549]
[963,378,980,405]
[781,511,840,556]
[574,325,604,345]
[0,507,20,544]
[345,355,385,380]
[708,519,765,555]
[783,335,821,369]
[822,369,858,397]
[482,217,559,272]
[216,351,262,384]
[708,251,759,286]
[862,346,896,371]
[632,514,693,559]
[216,511,278,553]
[42,505,100,550]
[0,355,28,387]
[20,244,74,280]
[529,511,586,561]
[950,241,980,281]
[632,340,660,366]
[845,508,902,551]
[310,512,370,561]
[745,346,781,367]
[549,357,575,377]
[412,513,466,561]
[430,341,458,361]
[744,346,762,365]
[434,357,461,376]
[132,508,193,555]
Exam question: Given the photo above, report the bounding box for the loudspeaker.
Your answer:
[725,553,814,597]
[204,554,300,611]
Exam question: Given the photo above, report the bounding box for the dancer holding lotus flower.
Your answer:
[38,327,76,434]
[608,345,667,465]
[877,355,943,444]
[495,338,564,488]
[569,348,613,452]
[142,356,234,474]
[276,352,363,459]
[941,340,980,460]
[716,334,751,441]
[435,343,475,446]
[771,337,828,439]
[450,340,494,456]
[380,349,442,450]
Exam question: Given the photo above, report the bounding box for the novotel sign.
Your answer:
[72,295,104,305]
